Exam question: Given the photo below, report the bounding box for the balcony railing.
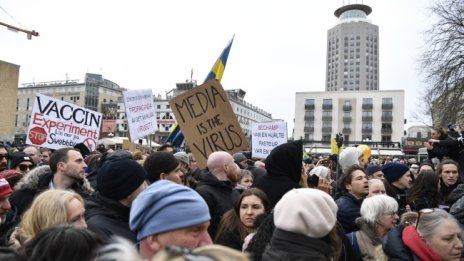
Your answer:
[304,116,315,121]
[304,127,314,132]
[381,116,393,122]
[382,104,393,109]
[305,104,315,110]
[362,104,373,110]
[322,104,333,110]
[322,116,333,121]
[322,127,332,133]
[362,128,373,134]
[343,105,352,111]
[343,116,352,122]
[362,116,373,121]
[342,128,351,134]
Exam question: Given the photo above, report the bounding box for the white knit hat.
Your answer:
[274,188,338,238]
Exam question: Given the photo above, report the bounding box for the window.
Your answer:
[344,111,350,117]
[344,122,350,128]
[305,111,314,117]
[363,98,373,105]
[362,111,373,117]
[382,98,393,104]
[322,111,332,117]
[362,122,372,129]
[382,123,392,129]
[157,105,161,109]
[362,135,372,140]
[417,132,422,138]
[305,99,315,105]
[323,99,332,105]
[323,122,332,128]
[382,111,393,117]
[382,136,392,142]
[304,122,314,127]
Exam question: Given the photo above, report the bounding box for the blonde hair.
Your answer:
[18,189,84,241]
[153,244,249,261]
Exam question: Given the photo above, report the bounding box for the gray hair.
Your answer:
[417,209,460,242]
[360,195,398,226]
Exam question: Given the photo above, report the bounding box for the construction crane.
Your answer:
[0,21,39,40]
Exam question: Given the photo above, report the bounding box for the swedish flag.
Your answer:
[204,36,234,83]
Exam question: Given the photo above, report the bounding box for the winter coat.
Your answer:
[215,228,242,251]
[427,133,460,162]
[382,225,417,261]
[262,228,331,261]
[254,140,303,208]
[85,192,135,243]
[8,166,93,227]
[336,193,362,233]
[195,171,240,238]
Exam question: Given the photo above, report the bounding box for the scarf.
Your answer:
[402,225,441,261]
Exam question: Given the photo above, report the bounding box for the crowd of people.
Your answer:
[0,126,462,260]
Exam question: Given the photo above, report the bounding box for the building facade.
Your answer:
[326,4,379,92]
[401,125,432,155]
[0,60,20,142]
[15,73,124,142]
[294,90,404,143]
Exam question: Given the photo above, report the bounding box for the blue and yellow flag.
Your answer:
[204,36,234,83]
[165,36,234,147]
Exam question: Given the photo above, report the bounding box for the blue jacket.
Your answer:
[336,193,362,233]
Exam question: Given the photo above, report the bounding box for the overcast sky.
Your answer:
[1,0,434,135]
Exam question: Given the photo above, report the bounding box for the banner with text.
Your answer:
[252,121,288,159]
[169,80,249,168]
[123,89,158,141]
[26,94,102,151]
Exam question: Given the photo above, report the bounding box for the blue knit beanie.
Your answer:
[365,164,382,176]
[129,180,210,241]
[381,163,410,183]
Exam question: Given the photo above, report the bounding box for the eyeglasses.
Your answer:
[165,246,216,261]
[415,208,436,228]
[0,154,9,161]
[18,164,35,172]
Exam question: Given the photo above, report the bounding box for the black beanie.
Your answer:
[143,152,179,183]
[97,157,147,201]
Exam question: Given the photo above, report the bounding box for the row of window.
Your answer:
[305,98,392,106]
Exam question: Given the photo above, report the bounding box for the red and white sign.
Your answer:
[123,89,158,141]
[26,94,102,150]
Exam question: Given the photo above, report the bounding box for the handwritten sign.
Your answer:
[123,89,158,141]
[26,94,102,150]
[252,121,287,159]
[169,80,249,168]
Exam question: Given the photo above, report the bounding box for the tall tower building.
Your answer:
[326,4,379,92]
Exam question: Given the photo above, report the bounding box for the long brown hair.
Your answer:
[214,188,270,243]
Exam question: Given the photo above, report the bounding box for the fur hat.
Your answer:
[10,152,34,169]
[274,188,338,238]
[338,147,361,173]
[130,180,210,241]
[382,163,410,183]
[143,152,179,183]
[97,157,147,200]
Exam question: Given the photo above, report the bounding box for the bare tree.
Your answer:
[420,0,464,128]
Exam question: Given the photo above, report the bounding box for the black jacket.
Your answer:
[215,228,242,251]
[336,193,362,233]
[382,225,419,261]
[195,171,239,239]
[254,140,302,208]
[8,166,93,224]
[85,192,135,243]
[262,228,331,261]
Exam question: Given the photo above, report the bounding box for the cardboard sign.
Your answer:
[26,94,102,151]
[122,89,158,141]
[169,80,249,168]
[252,121,287,159]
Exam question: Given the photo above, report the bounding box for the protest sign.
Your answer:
[26,94,102,151]
[122,89,157,141]
[169,80,249,168]
[252,121,287,159]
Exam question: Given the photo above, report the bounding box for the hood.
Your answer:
[265,140,303,183]
[14,165,94,195]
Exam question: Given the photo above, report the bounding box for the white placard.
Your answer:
[26,94,102,151]
[252,121,288,159]
[123,89,157,141]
